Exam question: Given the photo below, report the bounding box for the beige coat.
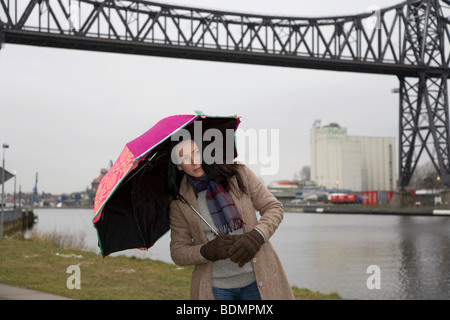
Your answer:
[169,164,295,300]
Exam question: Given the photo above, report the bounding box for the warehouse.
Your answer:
[310,121,396,191]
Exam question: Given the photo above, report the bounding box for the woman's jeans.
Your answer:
[213,281,262,300]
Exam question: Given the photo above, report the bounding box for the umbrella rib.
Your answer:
[121,151,159,186]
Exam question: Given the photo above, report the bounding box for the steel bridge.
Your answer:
[1,0,450,189]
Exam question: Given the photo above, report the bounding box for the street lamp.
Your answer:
[1,143,9,237]
[13,171,17,209]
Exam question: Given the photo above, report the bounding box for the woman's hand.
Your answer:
[228,229,265,267]
[200,235,235,262]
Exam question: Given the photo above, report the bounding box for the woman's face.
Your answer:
[175,140,205,177]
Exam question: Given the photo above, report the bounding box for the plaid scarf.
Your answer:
[187,174,244,235]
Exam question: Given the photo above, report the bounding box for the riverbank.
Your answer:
[0,236,343,300]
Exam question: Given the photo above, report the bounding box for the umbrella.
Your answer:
[93,111,241,257]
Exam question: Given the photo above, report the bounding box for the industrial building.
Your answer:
[310,121,396,191]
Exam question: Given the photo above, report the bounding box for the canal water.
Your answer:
[29,208,450,300]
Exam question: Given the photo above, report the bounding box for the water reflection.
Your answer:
[29,209,450,300]
[269,213,450,300]
[396,216,450,299]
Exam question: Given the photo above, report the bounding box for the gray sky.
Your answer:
[0,0,402,194]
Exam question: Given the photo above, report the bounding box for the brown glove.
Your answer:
[200,235,235,262]
[228,229,265,267]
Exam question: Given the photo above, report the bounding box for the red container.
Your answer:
[362,191,369,205]
[370,191,378,205]
[387,191,394,203]
[346,194,357,203]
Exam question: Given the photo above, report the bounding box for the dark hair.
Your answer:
[202,162,247,194]
[166,140,247,200]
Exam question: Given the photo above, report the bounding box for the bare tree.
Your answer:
[300,166,310,181]
[294,166,311,182]
[409,162,445,189]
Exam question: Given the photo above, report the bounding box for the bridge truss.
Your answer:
[1,0,450,188]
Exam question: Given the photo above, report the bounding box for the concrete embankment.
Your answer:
[285,205,450,216]
[1,207,36,233]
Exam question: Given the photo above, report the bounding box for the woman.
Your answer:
[168,138,294,300]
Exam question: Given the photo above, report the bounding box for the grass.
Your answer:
[0,235,343,300]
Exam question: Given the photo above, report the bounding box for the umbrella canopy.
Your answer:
[93,112,241,257]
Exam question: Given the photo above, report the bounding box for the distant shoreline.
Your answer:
[31,205,450,216]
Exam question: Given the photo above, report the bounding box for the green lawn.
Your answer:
[0,236,343,300]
